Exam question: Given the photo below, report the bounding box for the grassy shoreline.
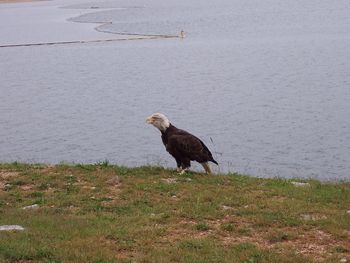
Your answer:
[1,163,349,262]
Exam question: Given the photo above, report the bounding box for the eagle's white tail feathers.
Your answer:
[201,162,212,174]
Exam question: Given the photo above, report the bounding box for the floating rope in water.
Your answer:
[0,32,184,48]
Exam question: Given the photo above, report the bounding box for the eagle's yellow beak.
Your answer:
[145,116,153,124]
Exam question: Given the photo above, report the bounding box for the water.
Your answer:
[1,0,350,181]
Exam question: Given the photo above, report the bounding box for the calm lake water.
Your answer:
[1,0,350,180]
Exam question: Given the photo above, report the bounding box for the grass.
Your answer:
[0,163,349,262]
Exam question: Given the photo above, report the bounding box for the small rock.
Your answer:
[301,214,312,221]
[107,176,120,186]
[340,258,347,263]
[346,210,350,214]
[20,185,33,191]
[161,178,177,184]
[185,178,192,181]
[22,204,39,210]
[0,225,25,231]
[82,186,96,190]
[291,181,310,187]
[300,213,327,221]
[222,205,232,210]
[244,205,249,209]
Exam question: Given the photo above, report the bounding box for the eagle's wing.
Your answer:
[167,133,205,158]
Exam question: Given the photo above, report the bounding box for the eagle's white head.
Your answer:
[146,112,170,132]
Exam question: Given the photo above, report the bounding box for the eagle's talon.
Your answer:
[179,169,186,175]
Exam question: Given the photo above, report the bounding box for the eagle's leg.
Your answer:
[201,162,212,174]
[175,159,182,173]
[178,159,191,175]
[179,168,189,175]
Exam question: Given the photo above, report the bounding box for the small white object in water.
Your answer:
[22,204,39,210]
[291,182,310,187]
[180,30,185,38]
[0,225,25,231]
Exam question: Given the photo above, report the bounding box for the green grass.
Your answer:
[0,163,349,262]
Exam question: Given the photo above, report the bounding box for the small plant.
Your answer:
[238,228,252,236]
[221,223,235,232]
[38,183,50,190]
[30,191,44,198]
[178,240,205,250]
[195,223,210,231]
[334,246,348,253]
[269,232,291,243]
[12,180,25,186]
[114,166,129,175]
[233,242,257,252]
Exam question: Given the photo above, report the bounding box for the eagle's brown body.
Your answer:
[161,124,218,171]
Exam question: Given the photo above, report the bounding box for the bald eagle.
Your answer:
[146,113,218,174]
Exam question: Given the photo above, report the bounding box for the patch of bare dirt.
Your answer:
[107,176,121,186]
[107,176,122,193]
[210,214,253,229]
[166,215,348,262]
[162,219,210,241]
[0,171,19,179]
[209,216,270,248]
[20,185,34,191]
[270,196,290,202]
[161,178,177,184]
[0,171,20,191]
[222,234,270,248]
[39,165,56,174]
